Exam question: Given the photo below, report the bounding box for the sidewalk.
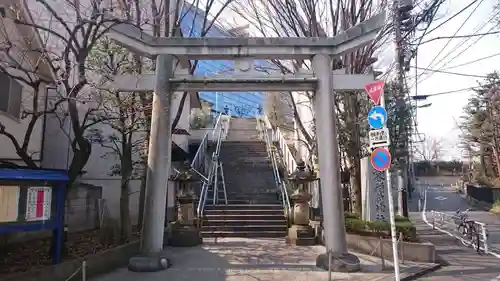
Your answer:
[90,238,437,281]
[410,184,500,281]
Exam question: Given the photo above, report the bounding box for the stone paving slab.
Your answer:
[91,238,439,281]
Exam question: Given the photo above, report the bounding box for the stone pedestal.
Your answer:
[169,223,202,247]
[169,191,202,247]
[128,255,171,272]
[286,189,315,245]
[316,252,361,272]
[360,157,389,222]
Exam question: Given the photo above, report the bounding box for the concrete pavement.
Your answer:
[90,238,436,281]
[409,183,500,280]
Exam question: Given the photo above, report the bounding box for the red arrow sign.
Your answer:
[365,81,385,106]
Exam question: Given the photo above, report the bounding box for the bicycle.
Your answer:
[455,209,481,252]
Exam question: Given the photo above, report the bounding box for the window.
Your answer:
[0,72,22,119]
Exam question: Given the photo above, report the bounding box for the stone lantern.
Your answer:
[285,160,317,246]
[168,160,202,247]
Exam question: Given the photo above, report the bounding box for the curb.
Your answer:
[401,263,443,281]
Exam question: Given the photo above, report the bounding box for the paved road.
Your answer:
[409,184,500,280]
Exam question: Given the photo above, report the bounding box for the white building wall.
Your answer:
[0,7,50,165]
[292,91,315,162]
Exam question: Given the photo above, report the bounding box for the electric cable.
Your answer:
[418,30,500,44]
[435,24,497,71]
[421,0,480,36]
[411,66,489,78]
[415,0,485,83]
[442,52,500,70]
[410,10,494,89]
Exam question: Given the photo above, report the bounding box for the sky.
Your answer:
[410,0,500,161]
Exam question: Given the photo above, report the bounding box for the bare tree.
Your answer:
[86,37,148,242]
[110,0,235,228]
[229,0,389,214]
[414,136,443,162]
[0,0,133,183]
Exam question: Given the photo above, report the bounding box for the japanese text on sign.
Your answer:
[25,187,52,221]
[369,128,390,148]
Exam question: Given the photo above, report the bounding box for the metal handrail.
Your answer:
[196,113,228,222]
[430,210,489,253]
[257,116,292,220]
[190,113,223,182]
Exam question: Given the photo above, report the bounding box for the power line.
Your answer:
[417,30,500,44]
[418,85,480,97]
[411,6,493,88]
[423,0,480,36]
[442,52,500,70]
[416,0,485,83]
[412,66,489,78]
[436,25,496,70]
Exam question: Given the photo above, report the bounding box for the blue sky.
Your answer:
[411,0,499,160]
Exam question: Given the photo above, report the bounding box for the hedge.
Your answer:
[343,213,417,242]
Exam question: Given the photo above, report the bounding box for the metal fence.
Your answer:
[430,210,490,253]
[466,184,500,204]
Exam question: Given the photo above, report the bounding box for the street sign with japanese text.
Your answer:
[369,128,391,149]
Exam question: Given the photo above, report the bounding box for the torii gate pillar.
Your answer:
[312,54,359,271]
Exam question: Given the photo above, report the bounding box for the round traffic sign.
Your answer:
[367,106,388,129]
[370,147,391,172]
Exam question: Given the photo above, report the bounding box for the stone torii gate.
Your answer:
[103,12,386,272]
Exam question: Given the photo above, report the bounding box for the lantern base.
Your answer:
[128,255,171,272]
[169,225,203,247]
[315,252,360,272]
[285,224,315,246]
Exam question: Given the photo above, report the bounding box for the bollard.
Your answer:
[379,237,385,269]
[481,225,489,253]
[432,213,435,230]
[399,233,404,264]
[328,250,332,281]
[81,261,87,281]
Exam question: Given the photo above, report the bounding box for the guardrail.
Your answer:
[430,210,489,253]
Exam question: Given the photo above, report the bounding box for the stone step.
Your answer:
[204,213,284,220]
[204,204,283,210]
[204,210,284,216]
[203,219,286,226]
[201,230,287,238]
[202,224,287,232]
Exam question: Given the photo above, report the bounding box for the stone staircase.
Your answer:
[201,118,287,238]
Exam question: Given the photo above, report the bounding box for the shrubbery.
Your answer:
[344,212,417,242]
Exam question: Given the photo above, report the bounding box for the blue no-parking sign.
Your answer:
[370,147,391,171]
[367,106,388,129]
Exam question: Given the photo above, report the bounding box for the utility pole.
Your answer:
[394,0,413,218]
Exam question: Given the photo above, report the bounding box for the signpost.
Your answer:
[364,80,400,280]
